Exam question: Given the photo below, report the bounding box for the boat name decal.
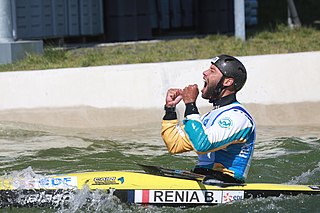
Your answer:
[134,190,244,204]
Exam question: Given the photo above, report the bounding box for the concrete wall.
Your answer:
[0,51,319,110]
[0,51,319,127]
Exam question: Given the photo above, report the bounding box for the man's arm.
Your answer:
[184,109,254,153]
[161,119,194,153]
[161,88,194,153]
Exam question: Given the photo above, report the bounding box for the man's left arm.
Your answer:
[184,109,254,153]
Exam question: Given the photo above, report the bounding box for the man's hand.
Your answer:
[182,84,199,104]
[165,88,183,107]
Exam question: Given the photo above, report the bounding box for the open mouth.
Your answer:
[201,79,208,93]
[203,80,208,88]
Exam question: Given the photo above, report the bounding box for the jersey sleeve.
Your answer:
[161,119,195,153]
[184,108,254,153]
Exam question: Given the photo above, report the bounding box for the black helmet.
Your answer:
[211,54,247,91]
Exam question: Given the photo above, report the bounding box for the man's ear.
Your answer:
[223,77,234,87]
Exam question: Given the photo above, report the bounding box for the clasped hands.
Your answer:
[165,84,199,107]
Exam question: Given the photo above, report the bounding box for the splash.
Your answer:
[0,166,46,189]
[57,187,138,213]
[1,168,138,212]
[286,162,320,184]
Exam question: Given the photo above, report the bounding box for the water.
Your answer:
[0,121,319,213]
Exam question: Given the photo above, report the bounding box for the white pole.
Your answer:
[0,0,14,42]
[287,0,301,28]
[234,0,246,41]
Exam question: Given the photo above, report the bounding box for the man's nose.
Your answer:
[203,69,209,76]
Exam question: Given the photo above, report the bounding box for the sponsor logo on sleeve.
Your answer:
[218,117,233,128]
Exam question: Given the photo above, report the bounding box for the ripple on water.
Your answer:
[0,122,319,212]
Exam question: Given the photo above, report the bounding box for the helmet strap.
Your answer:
[209,76,227,103]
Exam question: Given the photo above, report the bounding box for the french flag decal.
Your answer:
[133,190,150,203]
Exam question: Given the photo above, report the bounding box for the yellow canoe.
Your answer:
[0,169,319,208]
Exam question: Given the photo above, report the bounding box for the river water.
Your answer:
[0,120,319,213]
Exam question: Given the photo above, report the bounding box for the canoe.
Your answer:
[0,165,319,208]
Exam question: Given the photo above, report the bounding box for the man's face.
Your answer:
[201,64,224,99]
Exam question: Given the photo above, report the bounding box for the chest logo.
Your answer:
[218,117,233,128]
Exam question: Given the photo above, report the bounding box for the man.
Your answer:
[161,54,255,183]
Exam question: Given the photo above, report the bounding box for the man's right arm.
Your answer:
[161,87,196,154]
[161,118,194,154]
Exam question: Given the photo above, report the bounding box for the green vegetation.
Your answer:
[0,25,319,72]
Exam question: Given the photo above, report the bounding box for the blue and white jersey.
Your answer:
[183,102,255,180]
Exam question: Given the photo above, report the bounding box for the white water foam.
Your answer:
[1,166,46,189]
[56,186,121,213]
[286,162,320,185]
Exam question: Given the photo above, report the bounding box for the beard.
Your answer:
[201,84,217,100]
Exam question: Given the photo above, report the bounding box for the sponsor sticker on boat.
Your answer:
[13,176,78,189]
[134,190,244,204]
[92,176,125,185]
[17,190,72,208]
[222,190,245,203]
